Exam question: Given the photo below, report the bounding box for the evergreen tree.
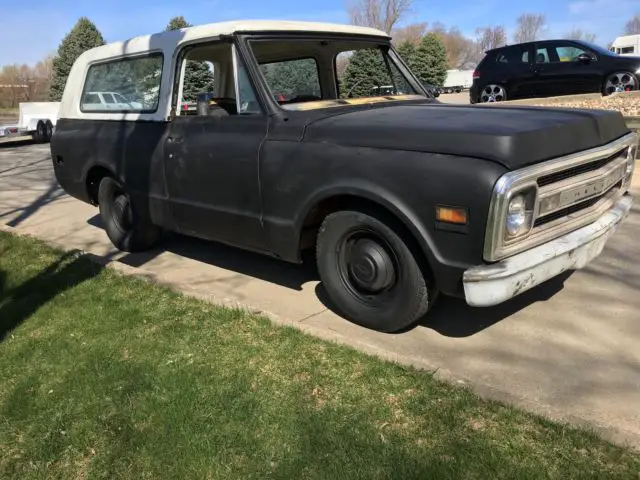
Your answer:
[166,16,215,101]
[341,49,391,98]
[395,41,418,72]
[260,59,320,99]
[413,33,448,87]
[49,17,105,101]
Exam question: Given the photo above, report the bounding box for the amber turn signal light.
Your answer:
[435,206,468,225]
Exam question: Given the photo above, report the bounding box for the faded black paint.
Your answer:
[51,96,630,297]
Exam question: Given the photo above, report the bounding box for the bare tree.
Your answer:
[0,54,55,108]
[476,26,507,52]
[348,0,413,33]
[514,13,546,43]
[393,22,428,45]
[432,26,480,69]
[625,14,640,34]
[566,28,597,43]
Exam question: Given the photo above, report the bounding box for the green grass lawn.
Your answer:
[1,231,639,479]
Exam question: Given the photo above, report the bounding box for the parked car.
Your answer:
[81,91,143,110]
[470,39,640,103]
[51,21,637,332]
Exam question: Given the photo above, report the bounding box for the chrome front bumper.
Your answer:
[463,194,633,307]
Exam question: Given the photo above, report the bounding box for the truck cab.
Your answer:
[51,20,637,332]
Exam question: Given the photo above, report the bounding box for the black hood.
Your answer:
[302,103,630,169]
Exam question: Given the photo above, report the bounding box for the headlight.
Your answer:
[505,189,536,240]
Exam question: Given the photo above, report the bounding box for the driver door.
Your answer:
[533,41,601,96]
[163,41,269,252]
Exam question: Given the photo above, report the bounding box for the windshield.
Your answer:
[581,41,616,56]
[249,39,427,111]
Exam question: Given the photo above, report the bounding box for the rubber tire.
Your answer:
[602,71,639,96]
[32,121,45,143]
[316,210,434,332]
[44,121,53,142]
[98,177,160,252]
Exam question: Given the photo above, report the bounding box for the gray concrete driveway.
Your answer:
[1,140,639,448]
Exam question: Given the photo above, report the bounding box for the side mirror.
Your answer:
[577,52,593,63]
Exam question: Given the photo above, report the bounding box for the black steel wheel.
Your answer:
[316,210,435,332]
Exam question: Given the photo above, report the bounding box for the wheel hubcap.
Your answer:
[347,238,395,293]
[480,84,506,103]
[605,73,637,94]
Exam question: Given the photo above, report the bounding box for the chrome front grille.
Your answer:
[536,147,626,187]
[484,132,638,262]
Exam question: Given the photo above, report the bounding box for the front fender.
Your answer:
[260,141,507,296]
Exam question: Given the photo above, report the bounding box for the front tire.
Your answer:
[98,177,160,252]
[316,210,435,332]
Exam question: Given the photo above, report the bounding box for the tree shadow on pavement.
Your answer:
[0,252,102,341]
[87,214,317,291]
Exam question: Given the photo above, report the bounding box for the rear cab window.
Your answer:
[80,53,164,113]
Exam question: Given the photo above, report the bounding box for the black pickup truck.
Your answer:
[50,21,638,332]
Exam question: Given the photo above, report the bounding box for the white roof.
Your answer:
[611,34,640,46]
[78,20,390,62]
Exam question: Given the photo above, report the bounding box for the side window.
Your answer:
[555,44,588,62]
[175,41,261,117]
[259,58,321,102]
[496,47,530,65]
[81,54,162,112]
[235,56,261,114]
[620,46,635,54]
[82,93,101,105]
[535,47,550,63]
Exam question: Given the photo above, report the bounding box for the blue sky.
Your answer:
[1,0,638,66]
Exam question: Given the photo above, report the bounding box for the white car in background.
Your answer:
[81,91,143,110]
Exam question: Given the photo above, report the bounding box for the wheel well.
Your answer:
[299,195,434,281]
[85,166,113,205]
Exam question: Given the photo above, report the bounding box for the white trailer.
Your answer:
[0,102,60,143]
[609,34,640,56]
[441,69,474,94]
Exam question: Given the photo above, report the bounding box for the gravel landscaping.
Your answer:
[525,93,640,118]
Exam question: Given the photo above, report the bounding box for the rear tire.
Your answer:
[603,71,638,96]
[98,177,160,252]
[316,210,435,332]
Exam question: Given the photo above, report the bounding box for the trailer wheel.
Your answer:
[44,121,53,142]
[32,121,46,143]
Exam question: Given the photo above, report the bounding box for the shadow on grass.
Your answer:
[0,251,102,341]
